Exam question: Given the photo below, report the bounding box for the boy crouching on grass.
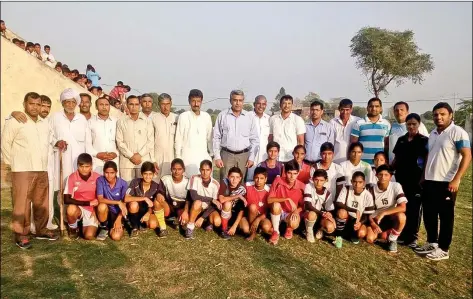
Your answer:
[64,153,101,240]
[304,169,336,243]
[243,167,272,241]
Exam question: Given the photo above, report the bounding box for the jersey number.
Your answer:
[352,201,358,208]
[381,198,388,205]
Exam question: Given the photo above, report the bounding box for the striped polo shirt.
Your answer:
[351,116,391,165]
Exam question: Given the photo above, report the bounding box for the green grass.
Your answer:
[1,167,471,299]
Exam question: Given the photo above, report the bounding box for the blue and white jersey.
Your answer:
[351,116,391,166]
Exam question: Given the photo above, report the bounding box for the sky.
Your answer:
[2,1,472,114]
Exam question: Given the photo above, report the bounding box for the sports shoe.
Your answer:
[397,239,405,245]
[315,230,324,240]
[407,240,420,249]
[130,228,139,239]
[69,228,80,240]
[35,230,59,241]
[47,224,59,230]
[221,230,231,240]
[426,248,449,261]
[284,228,293,240]
[16,238,32,250]
[96,229,109,241]
[414,242,438,254]
[205,224,213,232]
[158,229,168,238]
[334,236,343,248]
[306,230,315,243]
[388,240,398,253]
[351,237,360,245]
[185,228,194,240]
[269,231,279,245]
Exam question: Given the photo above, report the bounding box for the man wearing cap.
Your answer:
[151,93,178,179]
[213,90,259,181]
[329,99,361,164]
[50,88,92,179]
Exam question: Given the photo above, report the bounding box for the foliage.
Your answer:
[350,27,434,97]
[148,92,161,112]
[352,106,366,118]
[206,109,214,114]
[421,110,433,120]
[176,108,186,115]
[243,103,254,111]
[270,87,286,114]
[301,92,322,107]
[454,98,473,127]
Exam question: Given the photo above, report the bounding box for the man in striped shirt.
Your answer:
[350,98,391,166]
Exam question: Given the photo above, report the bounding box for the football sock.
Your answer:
[69,220,78,229]
[128,212,140,229]
[100,220,108,229]
[388,229,401,242]
[335,217,346,236]
[154,209,166,230]
[271,213,281,234]
[221,210,231,231]
[187,222,195,230]
[305,219,316,232]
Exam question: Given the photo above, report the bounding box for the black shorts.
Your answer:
[106,209,122,229]
[379,216,396,232]
[167,199,186,211]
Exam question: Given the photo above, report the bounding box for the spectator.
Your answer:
[117,81,124,86]
[71,69,79,80]
[34,43,44,61]
[62,67,71,78]
[54,62,63,72]
[109,84,130,102]
[97,86,105,98]
[0,20,11,40]
[43,45,56,68]
[86,64,101,87]
[86,79,92,89]
[26,42,35,55]
[12,38,20,47]
[89,86,100,97]
[19,40,26,50]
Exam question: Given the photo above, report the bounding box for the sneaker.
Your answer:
[185,228,194,240]
[96,229,109,241]
[130,228,139,239]
[69,228,80,240]
[315,230,324,240]
[47,224,59,230]
[306,230,315,243]
[407,240,420,249]
[158,229,168,238]
[16,238,32,250]
[414,242,438,254]
[351,237,360,245]
[388,240,398,253]
[426,248,450,261]
[334,236,343,248]
[284,228,293,240]
[269,231,280,245]
[221,230,231,240]
[35,230,59,241]
[205,224,213,232]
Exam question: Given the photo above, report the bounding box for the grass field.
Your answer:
[1,167,471,299]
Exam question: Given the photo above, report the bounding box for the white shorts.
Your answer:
[201,201,209,210]
[78,206,98,227]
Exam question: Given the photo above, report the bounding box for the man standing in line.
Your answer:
[141,94,158,119]
[116,95,155,183]
[151,93,178,179]
[2,92,58,249]
[330,99,360,164]
[213,90,259,182]
[388,101,429,163]
[304,100,335,164]
[86,97,119,175]
[79,93,93,120]
[246,95,270,181]
[414,102,471,261]
[175,89,213,177]
[269,95,306,162]
[350,97,391,166]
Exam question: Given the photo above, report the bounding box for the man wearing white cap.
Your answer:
[50,88,92,179]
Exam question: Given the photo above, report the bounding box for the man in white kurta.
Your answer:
[86,97,119,175]
[246,95,270,181]
[151,93,178,179]
[175,89,213,177]
[116,95,155,183]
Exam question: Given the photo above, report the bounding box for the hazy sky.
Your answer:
[2,2,471,113]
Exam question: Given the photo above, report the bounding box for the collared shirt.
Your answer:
[351,115,391,165]
[388,121,429,162]
[339,160,373,186]
[329,115,360,164]
[143,111,158,120]
[87,114,119,174]
[336,186,374,218]
[44,52,56,68]
[126,178,160,199]
[1,114,49,172]
[268,176,305,213]
[64,170,101,212]
[96,176,128,214]
[425,122,471,182]
[310,162,345,196]
[187,174,220,202]
[152,112,178,177]
[305,119,335,162]
[304,184,334,212]
[245,182,270,214]
[371,182,407,217]
[393,133,428,187]
[213,108,259,161]
[248,110,271,164]
[269,113,306,162]
[116,112,154,170]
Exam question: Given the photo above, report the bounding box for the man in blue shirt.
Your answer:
[304,100,335,164]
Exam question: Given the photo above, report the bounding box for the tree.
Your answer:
[352,106,366,118]
[206,109,214,114]
[176,109,186,115]
[350,27,434,98]
[301,92,322,107]
[148,92,161,112]
[421,110,433,120]
[454,98,473,127]
[243,103,253,111]
[271,87,286,114]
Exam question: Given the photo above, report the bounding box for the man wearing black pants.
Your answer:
[415,102,471,261]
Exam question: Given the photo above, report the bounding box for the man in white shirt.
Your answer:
[141,94,158,119]
[116,95,155,183]
[175,89,213,177]
[86,97,119,175]
[305,100,335,163]
[330,99,360,164]
[1,92,58,249]
[269,95,306,162]
[79,93,93,120]
[415,102,471,261]
[43,45,56,68]
[246,95,270,181]
[151,93,178,179]
[388,101,429,162]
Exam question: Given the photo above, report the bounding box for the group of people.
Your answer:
[2,87,471,263]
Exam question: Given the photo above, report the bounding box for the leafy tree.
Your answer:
[271,87,286,114]
[352,106,366,118]
[421,110,433,120]
[206,109,214,114]
[176,109,186,115]
[243,103,253,111]
[213,109,221,115]
[301,92,322,107]
[350,27,434,98]
[454,98,473,127]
